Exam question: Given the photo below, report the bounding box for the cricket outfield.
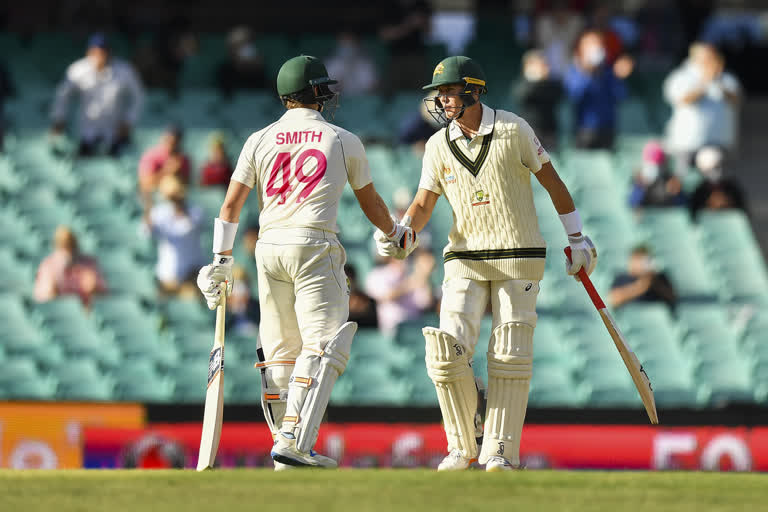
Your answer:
[1,469,765,512]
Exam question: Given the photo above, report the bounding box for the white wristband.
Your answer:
[212,218,239,253]
[559,209,583,236]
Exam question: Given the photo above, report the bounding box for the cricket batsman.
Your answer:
[375,56,596,471]
[197,55,416,468]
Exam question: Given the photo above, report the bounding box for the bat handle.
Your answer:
[564,246,606,310]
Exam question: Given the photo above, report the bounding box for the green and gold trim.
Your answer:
[444,247,546,263]
[445,112,495,177]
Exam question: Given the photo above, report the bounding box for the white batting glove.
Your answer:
[374,216,419,259]
[197,254,234,310]
[565,235,597,281]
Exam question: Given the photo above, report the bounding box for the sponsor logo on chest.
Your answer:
[443,166,456,185]
[471,189,490,207]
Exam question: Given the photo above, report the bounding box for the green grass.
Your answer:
[0,469,766,512]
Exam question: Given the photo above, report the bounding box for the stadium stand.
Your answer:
[1,30,767,414]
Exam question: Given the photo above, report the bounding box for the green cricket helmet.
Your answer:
[276,55,338,107]
[422,56,487,125]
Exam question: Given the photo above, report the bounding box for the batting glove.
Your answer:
[565,235,597,281]
[197,254,234,309]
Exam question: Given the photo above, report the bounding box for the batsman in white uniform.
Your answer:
[197,55,416,468]
[376,56,597,472]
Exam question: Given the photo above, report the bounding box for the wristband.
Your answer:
[212,218,239,253]
[559,209,583,236]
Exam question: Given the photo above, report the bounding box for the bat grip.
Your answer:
[564,246,606,310]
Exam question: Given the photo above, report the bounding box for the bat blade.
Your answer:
[564,247,659,424]
[197,287,227,471]
[599,309,659,424]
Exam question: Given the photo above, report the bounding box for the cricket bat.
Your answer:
[565,248,659,424]
[197,284,227,471]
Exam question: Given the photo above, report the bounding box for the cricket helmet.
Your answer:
[422,56,487,125]
[277,55,338,108]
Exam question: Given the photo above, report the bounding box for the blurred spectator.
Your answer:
[689,146,747,221]
[143,176,206,297]
[326,32,378,95]
[345,264,378,328]
[379,0,431,93]
[0,60,15,151]
[514,49,563,151]
[227,266,260,335]
[138,124,191,201]
[34,225,107,307]
[397,92,440,153]
[564,30,632,150]
[50,33,144,157]
[429,4,476,54]
[629,140,686,208]
[588,4,626,64]
[609,245,676,310]
[663,42,741,174]
[133,23,198,95]
[535,0,585,79]
[216,26,267,98]
[199,132,233,187]
[365,248,435,335]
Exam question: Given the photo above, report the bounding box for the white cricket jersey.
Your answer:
[419,104,550,281]
[232,108,372,234]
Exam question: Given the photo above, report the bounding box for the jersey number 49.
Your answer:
[266,150,327,204]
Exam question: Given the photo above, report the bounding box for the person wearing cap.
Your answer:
[196,55,414,469]
[375,56,597,472]
[50,32,144,156]
[138,124,191,201]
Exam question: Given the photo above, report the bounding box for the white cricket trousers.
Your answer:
[256,228,349,363]
[439,277,540,356]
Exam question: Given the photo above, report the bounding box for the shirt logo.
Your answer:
[443,166,456,184]
[433,62,445,76]
[534,136,545,156]
[472,190,490,206]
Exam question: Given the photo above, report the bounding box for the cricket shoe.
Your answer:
[437,449,477,471]
[270,432,338,468]
[485,456,516,472]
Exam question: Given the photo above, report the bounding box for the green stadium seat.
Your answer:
[170,370,206,403]
[4,378,57,400]
[162,298,209,329]
[54,358,114,401]
[112,360,172,402]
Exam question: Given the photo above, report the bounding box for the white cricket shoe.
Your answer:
[270,433,338,468]
[485,456,515,472]
[437,449,477,471]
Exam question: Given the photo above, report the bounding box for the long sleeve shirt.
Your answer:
[51,57,144,145]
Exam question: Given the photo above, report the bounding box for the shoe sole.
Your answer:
[271,451,334,468]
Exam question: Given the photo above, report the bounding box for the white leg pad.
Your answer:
[283,322,357,454]
[479,322,533,465]
[258,364,292,437]
[424,327,479,459]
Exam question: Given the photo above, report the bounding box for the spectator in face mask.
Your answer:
[563,30,633,150]
[325,32,378,95]
[664,43,741,175]
[514,49,563,151]
[610,245,676,311]
[629,140,686,208]
[216,26,267,98]
[689,146,747,221]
